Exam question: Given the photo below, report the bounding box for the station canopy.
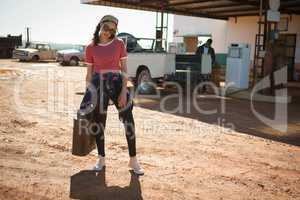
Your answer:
[81,0,300,20]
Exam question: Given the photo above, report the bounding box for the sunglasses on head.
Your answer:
[101,24,116,35]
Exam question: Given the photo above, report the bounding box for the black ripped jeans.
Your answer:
[79,72,136,157]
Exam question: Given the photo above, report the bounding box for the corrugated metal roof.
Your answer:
[81,0,300,20]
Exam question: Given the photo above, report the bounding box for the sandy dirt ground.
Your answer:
[0,59,300,200]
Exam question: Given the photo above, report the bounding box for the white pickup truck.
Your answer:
[118,33,175,87]
[127,52,175,86]
[13,43,57,62]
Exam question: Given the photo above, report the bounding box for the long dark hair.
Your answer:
[93,22,116,46]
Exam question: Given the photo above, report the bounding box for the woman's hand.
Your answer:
[119,57,128,108]
[118,88,127,108]
[85,73,92,88]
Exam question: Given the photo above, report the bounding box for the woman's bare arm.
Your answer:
[120,59,128,91]
[85,63,93,84]
[85,63,93,87]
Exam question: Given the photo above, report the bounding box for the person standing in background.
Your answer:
[196,39,216,65]
[195,39,216,93]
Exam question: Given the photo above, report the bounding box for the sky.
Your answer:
[0,0,174,45]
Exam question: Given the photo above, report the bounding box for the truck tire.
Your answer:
[32,55,39,62]
[137,68,151,85]
[60,61,68,66]
[136,68,156,94]
[70,57,79,66]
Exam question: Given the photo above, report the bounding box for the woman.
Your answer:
[84,15,143,175]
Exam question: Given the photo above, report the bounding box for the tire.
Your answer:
[31,55,39,62]
[137,68,151,86]
[69,57,79,66]
[136,68,156,94]
[60,61,68,66]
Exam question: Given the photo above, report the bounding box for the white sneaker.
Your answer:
[128,157,144,175]
[93,155,105,171]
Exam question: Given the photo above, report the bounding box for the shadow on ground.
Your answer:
[70,169,143,200]
[134,87,300,147]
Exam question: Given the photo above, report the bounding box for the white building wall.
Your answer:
[173,14,300,66]
[173,15,228,53]
[226,16,258,60]
[226,15,300,65]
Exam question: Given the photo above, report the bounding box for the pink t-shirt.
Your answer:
[85,38,127,73]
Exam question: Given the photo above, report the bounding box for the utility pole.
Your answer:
[25,27,30,48]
